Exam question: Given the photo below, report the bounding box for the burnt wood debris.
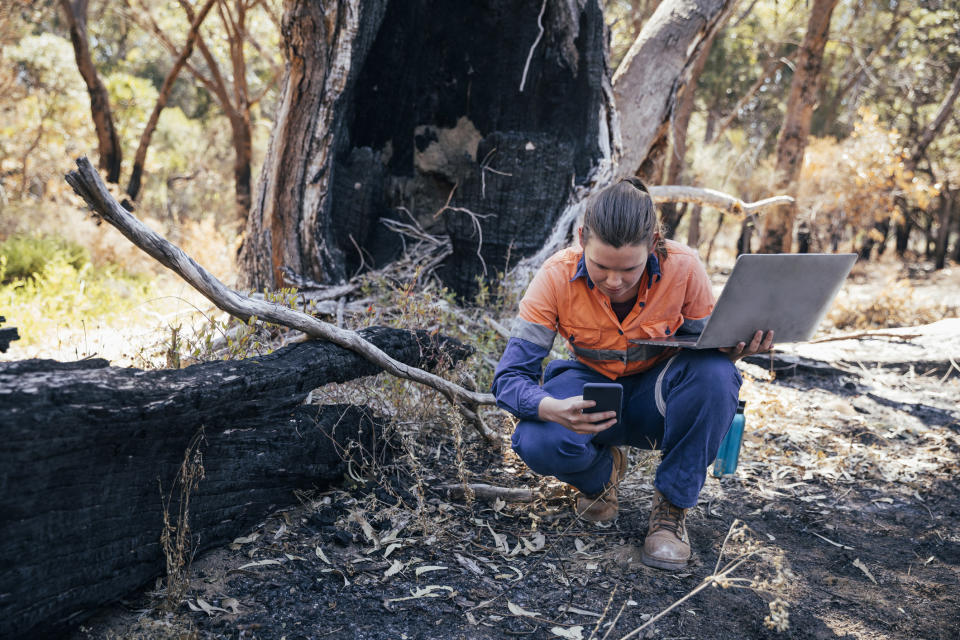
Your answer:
[0,327,470,638]
[0,316,19,352]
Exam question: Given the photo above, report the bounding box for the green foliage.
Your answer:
[0,234,90,283]
[0,244,153,346]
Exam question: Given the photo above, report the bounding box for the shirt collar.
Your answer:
[570,251,662,289]
[570,253,595,288]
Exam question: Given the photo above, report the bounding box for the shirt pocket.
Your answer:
[562,325,604,359]
[633,316,680,339]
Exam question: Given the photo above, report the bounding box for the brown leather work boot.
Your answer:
[574,447,627,523]
[641,490,690,570]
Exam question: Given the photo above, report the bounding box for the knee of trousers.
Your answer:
[671,350,742,396]
[511,421,595,477]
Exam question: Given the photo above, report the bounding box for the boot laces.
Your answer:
[651,498,686,539]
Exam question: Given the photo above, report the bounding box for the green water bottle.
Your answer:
[713,400,746,477]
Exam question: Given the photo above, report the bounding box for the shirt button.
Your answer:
[639,302,645,307]
[618,329,624,335]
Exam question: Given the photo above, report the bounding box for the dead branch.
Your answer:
[648,186,794,217]
[435,483,537,503]
[810,331,922,344]
[64,157,499,444]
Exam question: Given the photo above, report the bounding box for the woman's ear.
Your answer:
[577,226,585,247]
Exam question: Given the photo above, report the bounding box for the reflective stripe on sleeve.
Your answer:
[570,342,668,363]
[510,318,557,350]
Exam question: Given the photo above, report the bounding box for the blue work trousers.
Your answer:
[511,350,742,509]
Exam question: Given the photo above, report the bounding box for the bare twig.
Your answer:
[519,0,547,93]
[64,157,499,443]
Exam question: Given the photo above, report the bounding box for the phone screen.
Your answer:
[582,382,623,427]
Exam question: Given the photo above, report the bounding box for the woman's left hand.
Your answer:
[719,330,774,362]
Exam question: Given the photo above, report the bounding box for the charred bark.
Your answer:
[0,326,469,638]
[760,0,839,253]
[0,316,18,353]
[239,0,613,298]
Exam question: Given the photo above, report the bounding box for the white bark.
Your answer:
[612,0,735,178]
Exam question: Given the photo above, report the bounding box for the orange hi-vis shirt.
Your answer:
[511,239,715,379]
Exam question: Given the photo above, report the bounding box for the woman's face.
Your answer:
[579,227,652,303]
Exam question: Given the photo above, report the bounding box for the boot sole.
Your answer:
[640,550,688,571]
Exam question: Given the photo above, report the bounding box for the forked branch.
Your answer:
[64,157,499,443]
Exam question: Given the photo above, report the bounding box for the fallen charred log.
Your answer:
[0,326,470,638]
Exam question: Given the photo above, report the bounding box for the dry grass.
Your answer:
[158,430,206,613]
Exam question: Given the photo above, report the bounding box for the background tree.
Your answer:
[759,0,840,253]
[59,0,123,183]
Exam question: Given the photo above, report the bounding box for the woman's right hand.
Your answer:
[538,395,618,434]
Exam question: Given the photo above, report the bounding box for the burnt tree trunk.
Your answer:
[239,0,613,299]
[59,0,122,183]
[0,326,469,638]
[759,0,839,254]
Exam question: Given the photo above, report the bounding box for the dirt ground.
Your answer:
[72,262,960,640]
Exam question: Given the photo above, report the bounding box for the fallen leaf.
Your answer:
[386,585,453,603]
[231,533,260,545]
[508,601,541,618]
[315,545,331,565]
[523,532,546,552]
[196,597,228,616]
[350,510,379,549]
[455,553,484,575]
[853,557,878,584]
[558,605,601,617]
[383,542,402,559]
[222,597,241,614]
[493,497,506,513]
[273,523,287,539]
[238,559,282,570]
[415,565,447,577]
[384,560,403,578]
[551,626,584,639]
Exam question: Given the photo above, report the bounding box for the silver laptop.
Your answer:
[631,253,857,349]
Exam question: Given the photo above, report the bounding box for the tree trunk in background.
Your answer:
[125,0,217,202]
[860,64,960,260]
[59,0,122,183]
[759,0,838,254]
[659,27,718,239]
[240,0,614,297]
[933,185,953,270]
[613,0,734,180]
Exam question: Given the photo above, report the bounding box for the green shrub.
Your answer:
[0,234,90,283]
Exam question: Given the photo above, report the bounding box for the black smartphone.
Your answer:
[582,382,623,427]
